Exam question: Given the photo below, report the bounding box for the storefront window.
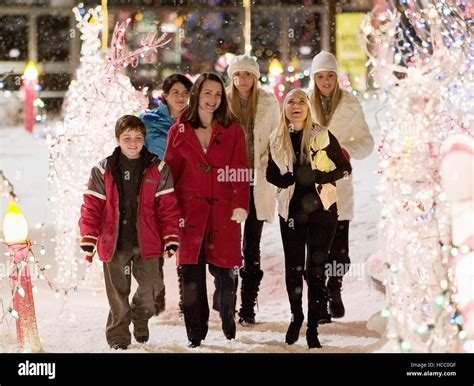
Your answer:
[37,16,71,62]
[0,15,28,61]
[289,9,321,60]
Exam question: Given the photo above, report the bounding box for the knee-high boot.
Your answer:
[327,276,345,318]
[238,268,263,325]
[306,276,324,349]
[285,268,304,344]
[210,265,237,340]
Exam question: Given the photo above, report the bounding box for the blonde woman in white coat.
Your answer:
[226,55,280,325]
[308,51,374,321]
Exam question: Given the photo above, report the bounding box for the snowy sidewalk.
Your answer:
[0,98,387,353]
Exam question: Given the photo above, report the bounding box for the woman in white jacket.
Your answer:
[308,51,374,321]
[226,55,280,325]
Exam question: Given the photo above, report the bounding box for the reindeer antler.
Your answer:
[105,18,170,76]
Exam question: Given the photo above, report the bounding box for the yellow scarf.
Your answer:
[309,129,331,171]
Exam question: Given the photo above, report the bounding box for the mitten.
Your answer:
[163,236,179,258]
[279,172,295,188]
[230,208,248,223]
[80,235,97,263]
[313,170,332,185]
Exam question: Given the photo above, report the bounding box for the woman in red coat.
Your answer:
[165,72,250,348]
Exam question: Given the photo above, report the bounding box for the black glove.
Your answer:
[163,243,179,258]
[313,170,332,185]
[279,172,295,188]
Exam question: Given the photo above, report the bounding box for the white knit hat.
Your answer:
[310,51,338,75]
[227,55,260,79]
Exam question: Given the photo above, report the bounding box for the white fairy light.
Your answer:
[360,1,473,352]
[48,7,169,290]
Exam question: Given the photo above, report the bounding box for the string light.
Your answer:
[47,6,169,290]
[359,1,473,352]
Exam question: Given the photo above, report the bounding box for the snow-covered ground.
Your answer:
[0,98,388,353]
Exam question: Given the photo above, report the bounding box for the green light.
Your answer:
[401,340,411,352]
[435,294,445,307]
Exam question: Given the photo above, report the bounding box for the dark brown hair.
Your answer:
[160,73,193,100]
[114,115,146,139]
[184,72,236,128]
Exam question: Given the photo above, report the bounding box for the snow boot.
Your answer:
[285,312,304,345]
[211,266,237,339]
[111,342,128,350]
[306,327,322,349]
[187,339,201,348]
[328,277,345,318]
[238,268,263,325]
[222,313,236,340]
[133,325,149,343]
[318,287,332,324]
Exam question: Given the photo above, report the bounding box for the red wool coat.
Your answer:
[164,119,250,268]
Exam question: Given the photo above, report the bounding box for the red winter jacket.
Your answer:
[79,147,180,262]
[164,119,250,268]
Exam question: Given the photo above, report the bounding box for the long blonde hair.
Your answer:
[228,74,259,136]
[273,89,314,165]
[312,75,342,126]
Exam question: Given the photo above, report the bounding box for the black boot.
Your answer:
[318,287,332,324]
[306,327,322,349]
[187,339,201,348]
[210,265,237,340]
[222,312,236,340]
[306,271,324,349]
[328,277,345,318]
[285,312,304,345]
[238,268,263,325]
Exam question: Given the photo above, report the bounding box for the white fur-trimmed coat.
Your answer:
[227,87,280,222]
[308,89,374,220]
[252,88,280,222]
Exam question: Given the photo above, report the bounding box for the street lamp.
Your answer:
[2,200,42,352]
[22,60,39,133]
[101,0,108,52]
[243,0,251,55]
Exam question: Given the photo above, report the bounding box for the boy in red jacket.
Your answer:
[79,115,180,350]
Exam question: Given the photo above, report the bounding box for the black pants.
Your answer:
[279,213,337,327]
[242,187,264,271]
[326,220,350,284]
[181,248,237,342]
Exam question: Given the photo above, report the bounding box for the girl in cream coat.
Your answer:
[226,55,280,325]
[308,51,374,321]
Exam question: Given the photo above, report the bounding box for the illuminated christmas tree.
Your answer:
[360,1,473,352]
[49,6,168,290]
